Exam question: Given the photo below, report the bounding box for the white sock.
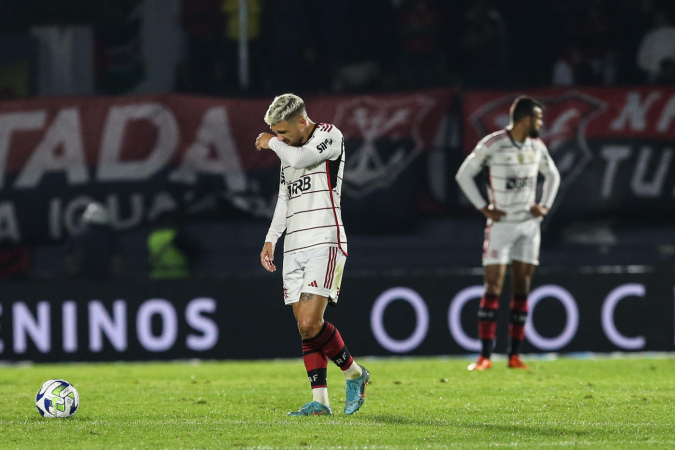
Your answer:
[312,387,329,407]
[342,361,363,380]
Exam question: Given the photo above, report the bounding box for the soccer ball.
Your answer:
[35,379,79,418]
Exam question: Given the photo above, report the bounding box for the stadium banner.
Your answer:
[0,268,672,362]
[0,89,453,246]
[463,88,675,224]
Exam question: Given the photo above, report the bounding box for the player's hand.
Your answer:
[255,132,274,151]
[260,242,277,273]
[480,205,507,222]
[530,204,549,218]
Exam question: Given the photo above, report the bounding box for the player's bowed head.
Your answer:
[255,93,315,151]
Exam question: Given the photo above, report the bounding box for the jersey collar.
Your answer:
[301,123,318,146]
[506,129,525,149]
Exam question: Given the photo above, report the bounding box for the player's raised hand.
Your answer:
[255,132,274,151]
[530,204,549,218]
[480,205,507,222]
[260,242,277,272]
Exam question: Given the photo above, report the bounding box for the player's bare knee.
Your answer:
[297,319,323,339]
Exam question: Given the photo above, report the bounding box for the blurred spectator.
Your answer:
[266,0,305,92]
[459,0,508,87]
[398,0,447,88]
[93,0,146,94]
[655,58,675,84]
[637,9,675,82]
[331,0,398,92]
[615,0,657,84]
[176,0,225,94]
[551,0,617,86]
[148,212,199,279]
[64,203,124,280]
[552,46,584,86]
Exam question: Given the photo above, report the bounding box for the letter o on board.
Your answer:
[447,285,484,352]
[136,299,178,352]
[371,287,429,353]
[525,285,579,351]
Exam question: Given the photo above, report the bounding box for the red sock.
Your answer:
[508,293,528,356]
[312,322,354,370]
[478,294,499,358]
[302,334,328,389]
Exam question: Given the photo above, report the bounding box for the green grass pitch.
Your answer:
[1,357,674,449]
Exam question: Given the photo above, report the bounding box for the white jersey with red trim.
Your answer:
[265,123,348,255]
[455,129,561,223]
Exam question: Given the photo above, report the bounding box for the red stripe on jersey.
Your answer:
[326,161,348,256]
[483,130,508,148]
[286,224,344,236]
[286,207,340,220]
[284,242,347,254]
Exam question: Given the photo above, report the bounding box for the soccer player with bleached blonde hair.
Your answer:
[255,94,369,416]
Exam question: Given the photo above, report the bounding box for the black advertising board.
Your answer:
[0,267,672,362]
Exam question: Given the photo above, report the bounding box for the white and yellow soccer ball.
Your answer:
[35,379,79,418]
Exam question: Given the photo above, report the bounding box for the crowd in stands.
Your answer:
[176,0,675,95]
[1,0,674,99]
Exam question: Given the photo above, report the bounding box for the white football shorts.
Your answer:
[482,218,541,266]
[282,246,347,305]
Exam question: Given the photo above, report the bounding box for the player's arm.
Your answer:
[261,169,289,273]
[531,145,561,218]
[455,143,506,221]
[257,132,338,169]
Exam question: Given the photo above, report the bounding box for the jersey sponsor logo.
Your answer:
[332,96,435,198]
[316,138,333,153]
[287,176,312,198]
[506,177,535,190]
[469,92,606,221]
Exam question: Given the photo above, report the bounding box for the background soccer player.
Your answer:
[455,96,561,371]
[255,94,369,416]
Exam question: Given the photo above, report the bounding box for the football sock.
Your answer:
[312,322,360,378]
[478,293,499,359]
[312,387,330,407]
[342,361,363,380]
[302,333,328,395]
[508,293,528,357]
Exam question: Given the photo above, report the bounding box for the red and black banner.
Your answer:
[463,88,675,225]
[0,89,453,245]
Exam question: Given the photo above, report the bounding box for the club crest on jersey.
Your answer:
[469,91,606,218]
[332,95,435,198]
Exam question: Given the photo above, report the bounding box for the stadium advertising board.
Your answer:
[463,88,675,224]
[0,90,452,246]
[0,268,672,362]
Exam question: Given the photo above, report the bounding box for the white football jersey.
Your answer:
[456,129,560,223]
[265,123,348,255]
